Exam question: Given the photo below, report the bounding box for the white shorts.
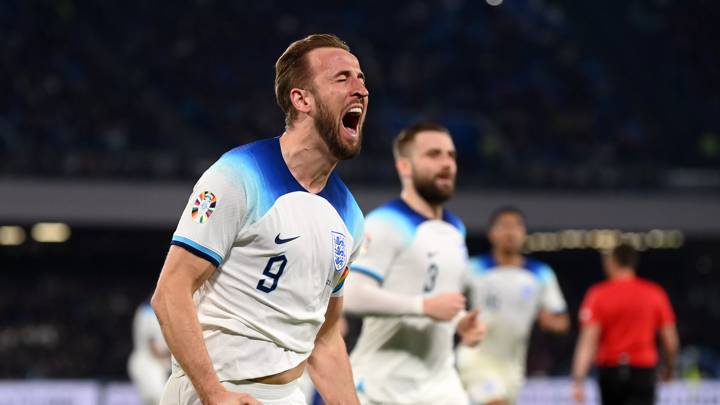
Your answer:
[128,353,170,405]
[357,369,469,405]
[456,348,523,404]
[159,373,306,405]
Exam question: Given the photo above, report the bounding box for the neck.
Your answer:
[611,269,635,280]
[493,248,524,267]
[400,187,443,219]
[280,123,338,193]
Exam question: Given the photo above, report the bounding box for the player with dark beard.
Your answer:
[343,122,485,405]
[153,34,368,405]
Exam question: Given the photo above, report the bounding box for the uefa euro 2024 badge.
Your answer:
[191,191,217,224]
[331,231,347,272]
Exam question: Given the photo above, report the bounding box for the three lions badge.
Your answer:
[331,231,347,272]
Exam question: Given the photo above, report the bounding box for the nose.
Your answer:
[442,153,457,171]
[350,77,369,99]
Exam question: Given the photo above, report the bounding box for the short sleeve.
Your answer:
[579,287,602,326]
[171,165,246,267]
[348,217,365,266]
[348,214,404,284]
[331,267,350,298]
[655,287,676,327]
[539,265,568,313]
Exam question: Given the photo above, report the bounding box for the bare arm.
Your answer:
[308,296,359,405]
[538,310,571,334]
[152,246,259,405]
[658,324,679,381]
[571,324,600,403]
[344,272,465,321]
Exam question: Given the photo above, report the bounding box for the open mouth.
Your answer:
[341,106,363,137]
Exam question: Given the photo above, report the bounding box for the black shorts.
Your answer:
[597,366,656,405]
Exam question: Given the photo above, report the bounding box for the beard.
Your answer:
[313,92,362,160]
[413,171,455,205]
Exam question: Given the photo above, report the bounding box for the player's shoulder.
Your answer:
[442,208,466,237]
[365,198,425,238]
[523,257,557,282]
[587,279,615,296]
[319,172,364,242]
[468,254,496,277]
[635,277,667,295]
[196,137,278,189]
[212,137,280,177]
[366,198,465,239]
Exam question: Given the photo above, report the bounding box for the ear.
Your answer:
[395,157,412,179]
[289,88,313,116]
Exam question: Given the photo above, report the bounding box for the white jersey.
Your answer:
[349,199,468,404]
[131,303,168,356]
[170,137,364,381]
[129,303,170,405]
[459,255,567,376]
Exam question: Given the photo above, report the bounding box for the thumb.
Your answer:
[464,309,479,325]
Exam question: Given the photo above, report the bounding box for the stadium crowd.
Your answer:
[1,0,718,187]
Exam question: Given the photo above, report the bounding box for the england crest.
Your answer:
[331,231,347,272]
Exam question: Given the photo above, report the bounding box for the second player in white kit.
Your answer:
[344,122,485,405]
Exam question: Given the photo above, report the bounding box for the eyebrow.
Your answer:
[334,70,365,80]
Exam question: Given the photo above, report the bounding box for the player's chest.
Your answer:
[479,271,542,312]
[391,226,468,293]
[241,194,353,276]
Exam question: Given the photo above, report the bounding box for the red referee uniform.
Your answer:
[579,275,675,367]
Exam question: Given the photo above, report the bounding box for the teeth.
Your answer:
[348,107,362,114]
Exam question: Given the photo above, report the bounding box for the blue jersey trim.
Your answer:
[442,209,466,237]
[171,236,223,267]
[524,258,554,283]
[469,254,496,276]
[350,265,385,283]
[367,198,465,243]
[469,254,554,283]
[215,137,363,240]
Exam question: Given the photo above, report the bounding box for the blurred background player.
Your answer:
[571,243,679,405]
[344,122,485,405]
[151,34,369,405]
[458,206,570,405]
[127,298,171,405]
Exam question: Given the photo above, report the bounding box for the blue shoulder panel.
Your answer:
[367,198,467,243]
[524,257,554,284]
[442,209,466,237]
[214,137,303,222]
[213,137,362,235]
[318,173,364,244]
[469,254,496,276]
[365,198,426,244]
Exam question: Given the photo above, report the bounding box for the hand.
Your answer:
[457,309,486,346]
[205,389,262,405]
[422,292,465,321]
[660,367,674,383]
[571,380,585,404]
